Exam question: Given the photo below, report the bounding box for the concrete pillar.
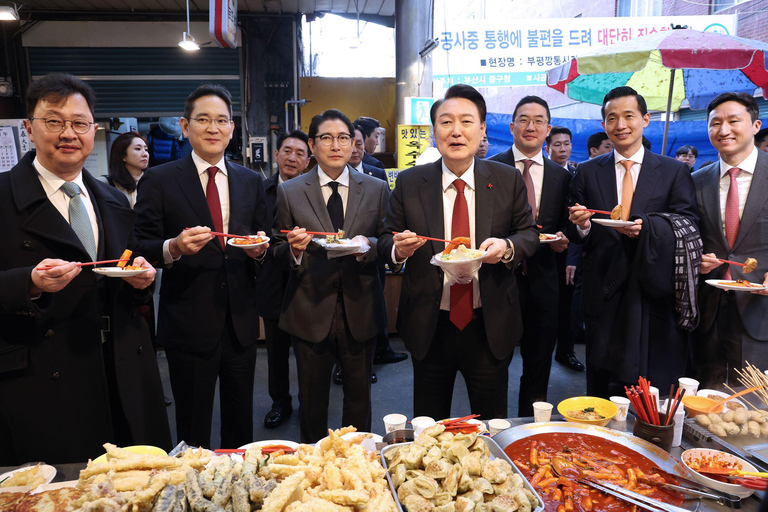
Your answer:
[395,0,433,127]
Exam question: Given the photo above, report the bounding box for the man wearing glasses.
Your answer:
[0,73,170,464]
[489,96,571,416]
[135,84,270,449]
[272,109,390,442]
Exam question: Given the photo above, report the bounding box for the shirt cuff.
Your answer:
[391,245,408,265]
[291,250,303,266]
[577,225,590,238]
[163,239,182,265]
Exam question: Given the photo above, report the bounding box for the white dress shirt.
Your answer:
[163,151,230,264]
[34,157,100,254]
[719,146,757,232]
[511,145,544,214]
[352,162,364,173]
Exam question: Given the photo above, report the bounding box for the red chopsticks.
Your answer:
[718,258,748,267]
[393,231,453,244]
[585,209,614,215]
[625,377,685,426]
[280,230,340,236]
[183,227,253,239]
[37,258,130,271]
[438,414,483,433]
[214,445,296,455]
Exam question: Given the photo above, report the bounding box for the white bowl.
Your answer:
[681,448,757,498]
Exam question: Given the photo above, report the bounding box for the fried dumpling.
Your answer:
[444,443,470,464]
[522,488,539,509]
[481,460,508,484]
[443,463,462,497]
[391,463,407,488]
[436,432,454,443]
[455,497,475,512]
[457,469,473,494]
[492,475,515,496]
[452,433,477,448]
[461,452,483,476]
[469,437,490,456]
[406,469,426,481]
[475,504,492,512]
[404,494,436,512]
[514,488,533,512]
[490,495,517,512]
[436,503,456,512]
[425,459,453,480]
[424,446,443,467]
[472,477,494,497]
[398,480,418,503]
[424,423,446,437]
[460,489,484,504]
[386,446,405,467]
[413,475,440,499]
[406,445,428,470]
[415,433,440,449]
[432,492,452,506]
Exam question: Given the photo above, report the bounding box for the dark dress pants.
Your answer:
[516,271,558,417]
[292,296,375,443]
[413,310,512,421]
[374,264,392,356]
[165,309,257,448]
[555,250,575,359]
[264,317,292,410]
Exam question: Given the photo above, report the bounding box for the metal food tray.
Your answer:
[379,434,545,512]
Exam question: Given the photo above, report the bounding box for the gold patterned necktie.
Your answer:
[620,160,635,221]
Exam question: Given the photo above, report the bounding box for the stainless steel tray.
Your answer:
[380,434,545,512]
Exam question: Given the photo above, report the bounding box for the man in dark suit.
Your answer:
[272,109,390,443]
[0,73,170,464]
[135,84,269,449]
[569,86,699,398]
[693,92,768,387]
[258,130,310,428]
[489,96,571,416]
[379,84,539,420]
[350,124,387,181]
[355,116,386,169]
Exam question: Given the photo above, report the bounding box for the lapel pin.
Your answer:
[488,183,493,189]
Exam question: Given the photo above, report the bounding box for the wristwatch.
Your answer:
[503,238,513,260]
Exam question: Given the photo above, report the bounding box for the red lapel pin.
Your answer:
[488,183,493,189]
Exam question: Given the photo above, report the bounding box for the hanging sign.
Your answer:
[210,0,238,48]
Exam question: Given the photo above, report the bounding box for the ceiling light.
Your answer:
[0,5,19,21]
[178,32,200,51]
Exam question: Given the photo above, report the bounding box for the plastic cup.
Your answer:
[411,416,436,437]
[383,413,407,433]
[610,396,631,421]
[532,402,553,422]
[488,419,511,436]
[678,377,699,397]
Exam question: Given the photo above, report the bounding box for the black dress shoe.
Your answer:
[373,348,408,365]
[164,396,173,406]
[556,353,585,372]
[371,372,377,383]
[264,407,292,429]
[333,365,343,385]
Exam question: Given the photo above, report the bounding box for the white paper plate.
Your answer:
[592,219,635,228]
[238,440,299,451]
[705,279,767,292]
[92,267,149,277]
[315,432,383,453]
[226,236,269,249]
[539,234,562,244]
[315,238,366,252]
[0,464,56,489]
[440,418,488,434]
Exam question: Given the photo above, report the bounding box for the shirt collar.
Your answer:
[441,158,476,192]
[33,156,88,199]
[719,146,758,178]
[191,151,228,177]
[352,161,364,173]
[511,145,544,166]
[317,165,350,187]
[613,146,645,166]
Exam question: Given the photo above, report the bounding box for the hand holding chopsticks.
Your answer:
[717,257,758,274]
[37,258,130,271]
[280,229,342,237]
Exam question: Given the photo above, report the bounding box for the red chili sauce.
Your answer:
[504,433,685,512]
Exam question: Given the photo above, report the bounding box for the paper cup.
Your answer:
[678,377,699,396]
[411,416,436,437]
[649,386,660,410]
[488,419,511,436]
[610,396,630,421]
[532,402,553,422]
[383,413,407,433]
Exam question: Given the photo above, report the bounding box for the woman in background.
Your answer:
[103,132,149,207]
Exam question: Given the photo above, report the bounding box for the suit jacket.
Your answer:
[134,154,269,352]
[361,162,388,182]
[256,173,289,320]
[272,165,390,343]
[490,148,571,308]
[378,158,539,361]
[0,152,170,464]
[363,152,385,169]
[693,154,768,341]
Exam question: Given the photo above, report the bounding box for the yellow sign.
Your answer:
[397,125,431,169]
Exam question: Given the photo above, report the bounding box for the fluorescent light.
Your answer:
[0,5,18,20]
[178,32,200,51]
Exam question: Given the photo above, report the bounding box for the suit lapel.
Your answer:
[226,161,246,244]
[701,164,729,249]
[303,166,336,233]
[538,159,556,224]
[596,153,619,209]
[630,151,661,216]
[734,152,768,250]
[343,168,364,234]
[174,155,214,229]
[474,159,493,245]
[85,172,135,259]
[419,160,446,255]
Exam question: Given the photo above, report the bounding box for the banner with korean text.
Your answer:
[432,15,736,88]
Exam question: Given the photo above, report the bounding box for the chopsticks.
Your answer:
[626,378,685,426]
[214,445,296,455]
[393,231,453,244]
[184,227,252,239]
[439,414,482,433]
[37,258,130,271]
[718,258,748,267]
[280,230,340,236]
[585,209,614,215]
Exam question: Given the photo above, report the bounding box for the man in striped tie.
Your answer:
[693,92,768,387]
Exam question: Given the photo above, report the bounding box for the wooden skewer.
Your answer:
[393,231,453,244]
[280,229,341,236]
[37,258,130,271]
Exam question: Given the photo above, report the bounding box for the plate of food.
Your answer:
[314,432,383,452]
[92,266,149,277]
[439,417,488,434]
[227,235,269,248]
[705,279,767,292]
[538,233,562,244]
[682,448,759,498]
[237,439,300,451]
[696,389,747,410]
[557,396,618,427]
[592,218,636,228]
[0,464,56,491]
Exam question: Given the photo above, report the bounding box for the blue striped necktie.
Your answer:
[60,181,97,261]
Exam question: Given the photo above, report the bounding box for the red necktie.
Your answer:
[724,167,740,280]
[206,166,225,249]
[450,179,473,331]
[521,159,537,220]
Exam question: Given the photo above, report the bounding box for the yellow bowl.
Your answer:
[92,445,167,464]
[557,396,618,427]
[682,395,723,416]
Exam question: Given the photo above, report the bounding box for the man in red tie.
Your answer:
[693,92,768,387]
[379,84,538,420]
[135,84,269,448]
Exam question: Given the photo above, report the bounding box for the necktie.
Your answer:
[724,167,741,280]
[450,179,473,331]
[521,159,537,220]
[60,182,97,261]
[327,182,344,231]
[620,160,635,221]
[206,167,225,249]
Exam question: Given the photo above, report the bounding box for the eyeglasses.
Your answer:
[30,117,94,134]
[315,134,352,146]
[515,116,549,128]
[189,117,232,128]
